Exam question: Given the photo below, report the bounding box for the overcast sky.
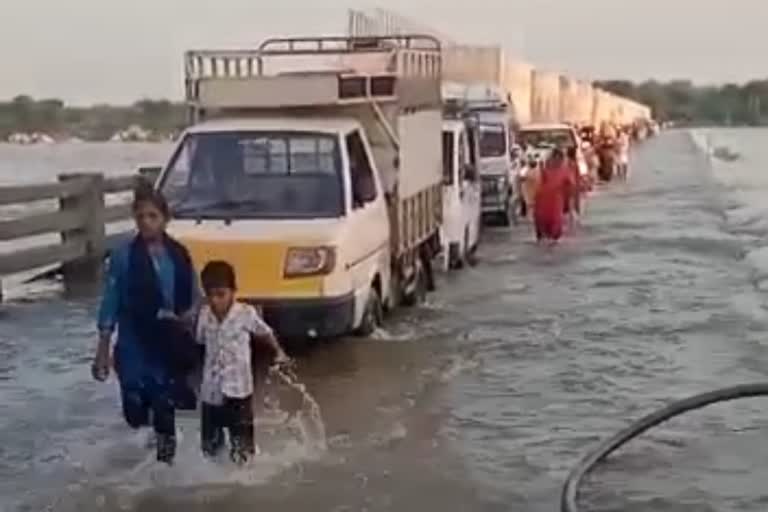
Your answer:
[2,0,766,105]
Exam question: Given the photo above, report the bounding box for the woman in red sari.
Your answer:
[534,148,575,243]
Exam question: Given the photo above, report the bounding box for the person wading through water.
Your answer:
[196,260,288,464]
[565,146,583,226]
[617,128,630,180]
[519,150,542,219]
[534,147,575,244]
[92,184,201,465]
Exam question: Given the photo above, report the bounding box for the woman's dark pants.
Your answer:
[121,383,176,464]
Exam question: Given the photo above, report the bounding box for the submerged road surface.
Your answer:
[2,131,768,511]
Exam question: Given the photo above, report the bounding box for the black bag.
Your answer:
[159,318,204,373]
[158,318,205,411]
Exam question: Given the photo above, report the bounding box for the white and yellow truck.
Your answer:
[156,35,444,340]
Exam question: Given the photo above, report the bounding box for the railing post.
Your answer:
[58,173,106,295]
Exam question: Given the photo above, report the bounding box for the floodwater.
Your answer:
[3,131,768,512]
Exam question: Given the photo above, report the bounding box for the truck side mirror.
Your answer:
[138,165,162,186]
[351,166,377,207]
[357,183,377,204]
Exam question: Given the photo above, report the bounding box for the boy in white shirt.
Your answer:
[196,260,287,464]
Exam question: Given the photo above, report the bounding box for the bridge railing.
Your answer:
[0,167,161,296]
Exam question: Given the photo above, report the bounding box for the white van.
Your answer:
[518,123,587,177]
[440,118,481,270]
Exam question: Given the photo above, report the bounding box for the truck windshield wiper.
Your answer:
[172,199,239,218]
[173,198,275,222]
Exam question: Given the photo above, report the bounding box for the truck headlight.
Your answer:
[284,246,336,278]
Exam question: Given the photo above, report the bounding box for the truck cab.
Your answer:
[160,35,444,341]
[439,83,515,227]
[160,118,390,340]
[477,109,515,226]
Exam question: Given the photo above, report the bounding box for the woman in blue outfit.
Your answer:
[92,184,200,464]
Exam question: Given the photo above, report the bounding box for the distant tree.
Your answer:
[595,79,768,126]
[4,77,768,140]
[11,95,34,106]
[35,98,65,133]
[9,95,35,132]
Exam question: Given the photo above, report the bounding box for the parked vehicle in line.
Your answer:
[518,123,587,177]
[452,84,517,227]
[440,92,482,270]
[157,35,445,341]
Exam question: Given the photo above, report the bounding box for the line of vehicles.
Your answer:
[148,34,651,342]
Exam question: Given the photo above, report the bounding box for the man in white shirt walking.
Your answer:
[617,129,630,180]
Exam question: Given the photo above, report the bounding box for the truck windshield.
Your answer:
[479,123,507,158]
[160,131,344,219]
[519,129,575,149]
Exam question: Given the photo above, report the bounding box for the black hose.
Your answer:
[561,383,768,512]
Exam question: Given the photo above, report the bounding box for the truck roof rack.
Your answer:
[442,98,479,123]
[465,99,508,112]
[184,35,442,113]
[257,34,441,56]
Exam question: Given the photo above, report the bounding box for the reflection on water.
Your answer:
[3,132,768,511]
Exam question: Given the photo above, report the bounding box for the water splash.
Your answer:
[18,366,329,512]
[266,366,327,453]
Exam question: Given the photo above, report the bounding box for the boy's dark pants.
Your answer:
[201,396,255,463]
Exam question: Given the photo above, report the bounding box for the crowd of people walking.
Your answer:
[518,122,638,245]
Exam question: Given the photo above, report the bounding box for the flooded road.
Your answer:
[3,131,768,511]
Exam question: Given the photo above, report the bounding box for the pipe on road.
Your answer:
[561,383,768,512]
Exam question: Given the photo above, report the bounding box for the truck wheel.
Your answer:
[421,246,436,292]
[402,261,428,306]
[449,239,465,270]
[448,242,463,270]
[498,199,513,227]
[465,229,478,267]
[355,287,382,337]
[460,230,470,269]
